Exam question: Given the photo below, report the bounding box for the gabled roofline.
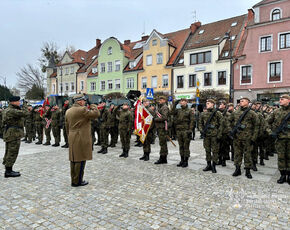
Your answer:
[144,29,169,46]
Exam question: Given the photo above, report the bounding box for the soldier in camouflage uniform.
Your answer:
[199,99,223,173]
[266,94,290,184]
[115,102,132,158]
[172,98,195,168]
[61,99,70,148]
[227,103,235,161]
[2,96,29,178]
[154,96,169,164]
[0,106,4,139]
[34,106,44,145]
[139,99,155,161]
[43,105,52,145]
[24,105,34,143]
[229,97,259,179]
[218,100,231,166]
[191,105,197,140]
[98,101,110,154]
[108,104,118,148]
[51,105,61,147]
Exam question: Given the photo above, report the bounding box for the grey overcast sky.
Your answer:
[0,0,258,87]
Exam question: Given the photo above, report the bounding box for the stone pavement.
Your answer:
[0,134,289,230]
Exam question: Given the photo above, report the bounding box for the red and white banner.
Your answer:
[134,98,153,143]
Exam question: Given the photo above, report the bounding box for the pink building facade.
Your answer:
[234,0,290,104]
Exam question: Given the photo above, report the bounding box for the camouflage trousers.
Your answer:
[218,136,230,159]
[143,129,154,153]
[25,123,34,142]
[203,136,219,163]
[109,126,118,145]
[63,124,68,144]
[233,139,253,169]
[100,127,109,148]
[275,139,290,171]
[176,130,191,157]
[119,129,130,151]
[35,123,43,142]
[252,137,265,162]
[44,126,51,143]
[70,161,86,185]
[157,128,168,156]
[2,139,21,167]
[52,126,61,144]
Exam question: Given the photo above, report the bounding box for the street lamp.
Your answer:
[59,66,63,96]
[223,32,234,102]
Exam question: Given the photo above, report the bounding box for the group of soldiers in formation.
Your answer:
[1,93,289,187]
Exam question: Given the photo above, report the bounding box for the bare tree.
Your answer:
[38,41,61,72]
[16,64,45,92]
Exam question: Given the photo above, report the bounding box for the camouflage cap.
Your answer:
[9,96,20,102]
[73,93,86,101]
[206,99,216,104]
[219,99,227,105]
[158,96,167,100]
[240,96,251,102]
[280,94,290,100]
[228,103,234,107]
[254,101,262,105]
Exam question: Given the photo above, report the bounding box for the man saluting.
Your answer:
[65,94,100,187]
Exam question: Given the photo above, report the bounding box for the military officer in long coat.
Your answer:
[65,94,100,187]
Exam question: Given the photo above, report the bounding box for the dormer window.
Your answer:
[129,61,135,69]
[231,22,237,27]
[199,30,204,34]
[222,51,229,57]
[152,39,157,46]
[92,67,97,74]
[231,35,236,41]
[272,9,281,21]
[108,47,112,55]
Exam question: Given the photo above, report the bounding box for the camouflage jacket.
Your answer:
[172,105,195,131]
[51,109,61,127]
[107,108,118,128]
[61,104,70,126]
[219,109,231,135]
[255,110,266,137]
[34,111,43,124]
[154,103,169,129]
[266,105,290,139]
[2,104,29,142]
[26,110,34,124]
[199,109,223,138]
[229,106,259,141]
[117,109,132,131]
[100,108,110,128]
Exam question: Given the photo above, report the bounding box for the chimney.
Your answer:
[124,40,131,45]
[247,9,255,22]
[141,35,149,41]
[190,21,201,33]
[96,39,101,48]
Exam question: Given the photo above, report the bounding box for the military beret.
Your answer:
[9,96,20,102]
[280,94,290,100]
[240,96,251,102]
[158,96,167,100]
[206,99,216,104]
[73,94,86,101]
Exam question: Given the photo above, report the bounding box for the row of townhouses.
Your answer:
[46,0,290,103]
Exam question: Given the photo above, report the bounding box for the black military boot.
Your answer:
[95,141,101,146]
[110,143,116,148]
[154,156,167,164]
[211,162,217,173]
[21,138,27,142]
[123,150,129,158]
[43,142,50,146]
[232,165,241,177]
[4,167,21,178]
[245,168,252,179]
[177,156,184,167]
[119,149,126,157]
[277,170,287,184]
[252,161,258,171]
[260,158,265,166]
[287,171,290,185]
[264,154,269,160]
[135,142,143,147]
[231,152,234,161]
[182,157,189,168]
[61,143,69,148]
[139,153,146,160]
[221,158,226,167]
[52,143,60,147]
[203,161,212,171]
[26,140,32,144]
[216,157,222,165]
[35,140,42,145]
[144,152,150,161]
[102,148,108,154]
[97,147,105,153]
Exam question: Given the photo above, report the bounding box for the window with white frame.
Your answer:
[129,61,135,69]
[272,9,281,21]
[204,73,212,86]
[241,66,252,84]
[127,78,134,89]
[260,36,272,52]
[115,79,121,89]
[65,83,69,91]
[189,74,196,87]
[90,82,96,91]
[52,84,56,94]
[279,33,290,49]
[100,81,105,90]
[70,66,74,74]
[108,62,113,72]
[157,53,163,64]
[108,47,112,55]
[269,61,281,82]
[92,67,98,74]
[152,39,157,46]
[101,63,105,73]
[177,75,184,88]
[162,75,168,87]
[71,82,75,91]
[218,71,226,85]
[146,55,152,66]
[108,80,113,90]
[151,76,157,88]
[65,67,69,75]
[142,77,147,89]
[80,80,84,91]
[115,60,120,71]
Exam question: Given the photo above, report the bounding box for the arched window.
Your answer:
[107,47,112,55]
[272,9,281,21]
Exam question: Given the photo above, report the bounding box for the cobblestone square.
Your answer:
[0,134,289,229]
